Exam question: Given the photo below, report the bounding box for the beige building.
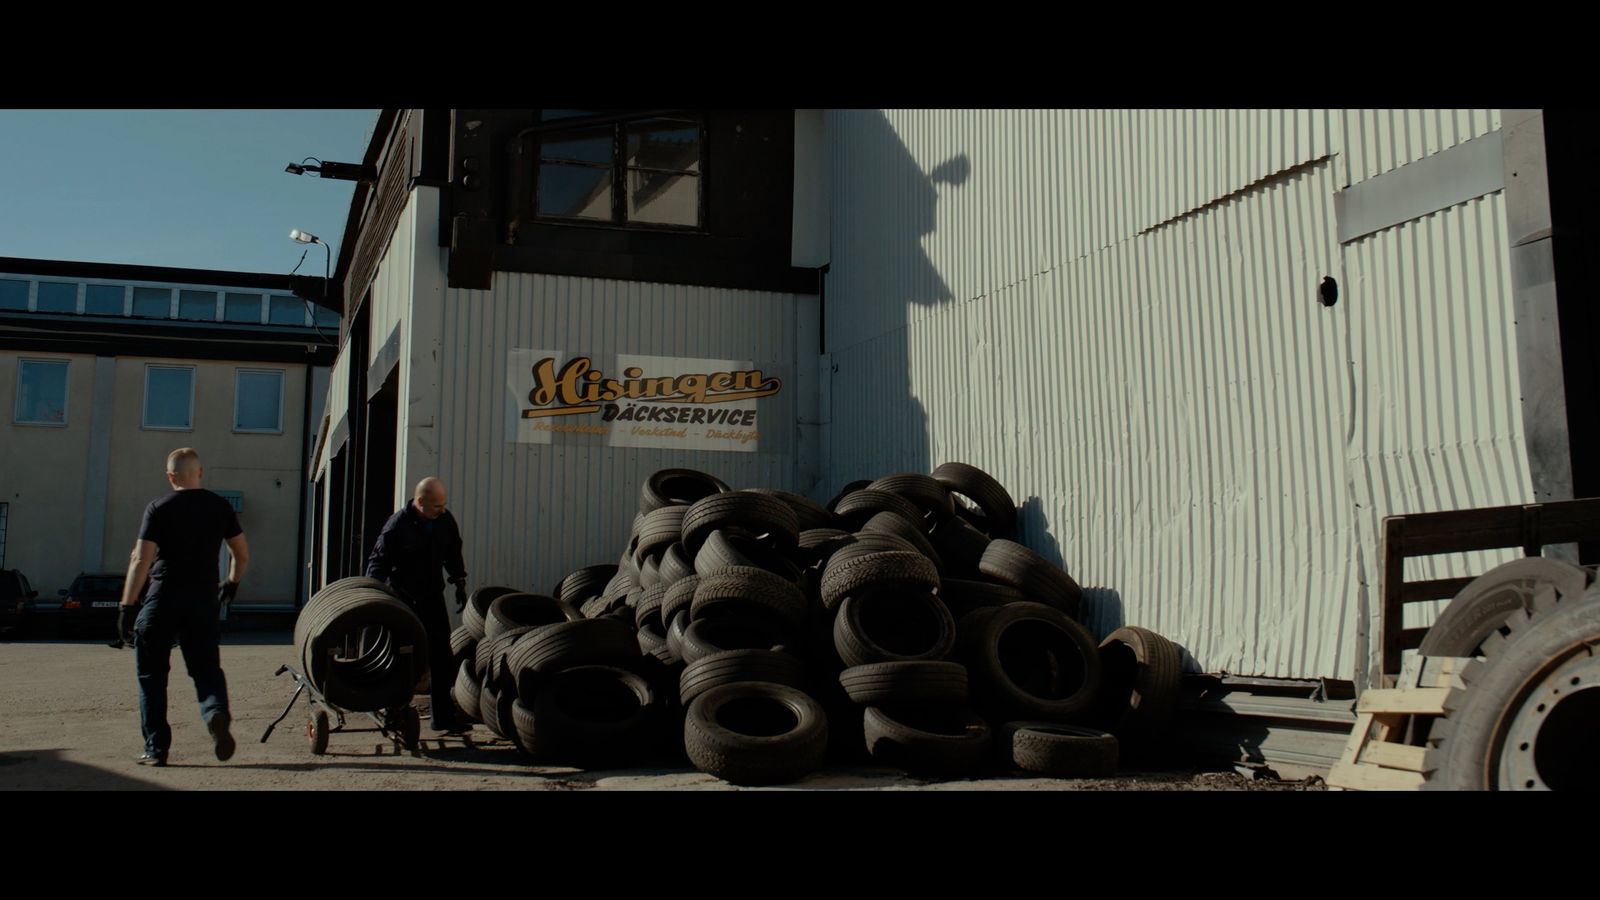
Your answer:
[0,258,337,610]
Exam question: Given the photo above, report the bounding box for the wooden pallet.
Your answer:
[1327,655,1469,791]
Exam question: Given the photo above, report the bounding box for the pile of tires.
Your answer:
[293,577,430,713]
[446,463,1188,785]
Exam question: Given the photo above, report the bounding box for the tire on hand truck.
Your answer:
[308,709,330,755]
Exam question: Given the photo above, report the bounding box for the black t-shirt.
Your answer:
[137,489,243,595]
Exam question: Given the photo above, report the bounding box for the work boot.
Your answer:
[207,713,236,762]
[135,752,167,767]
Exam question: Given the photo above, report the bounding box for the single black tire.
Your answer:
[634,583,670,632]
[477,625,541,690]
[679,616,791,666]
[639,557,662,590]
[657,543,694,587]
[666,610,691,661]
[640,468,730,514]
[826,479,873,514]
[863,705,992,776]
[692,566,809,629]
[308,709,330,755]
[661,576,700,629]
[463,585,518,639]
[530,665,660,766]
[511,698,541,757]
[868,473,956,522]
[506,617,641,699]
[978,540,1083,619]
[683,682,829,785]
[929,516,992,578]
[681,492,799,555]
[834,489,928,532]
[486,593,580,638]
[839,661,969,705]
[860,511,944,572]
[601,568,638,604]
[939,579,1024,621]
[453,659,483,723]
[998,722,1118,777]
[959,602,1102,721]
[833,590,957,668]
[679,649,810,706]
[1424,584,1600,791]
[554,565,619,607]
[635,506,690,567]
[449,625,479,671]
[1418,557,1591,658]
[820,550,940,611]
[479,682,510,739]
[795,528,855,569]
[1095,626,1183,749]
[749,489,837,532]
[931,462,1016,539]
[823,533,922,572]
[695,529,802,581]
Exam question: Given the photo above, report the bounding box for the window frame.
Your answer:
[232,367,285,434]
[13,358,70,427]
[142,364,197,432]
[532,111,707,232]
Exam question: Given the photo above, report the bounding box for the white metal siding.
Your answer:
[437,273,816,596]
[367,193,415,367]
[823,109,1527,680]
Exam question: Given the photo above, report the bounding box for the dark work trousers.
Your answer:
[133,590,229,757]
[397,586,457,728]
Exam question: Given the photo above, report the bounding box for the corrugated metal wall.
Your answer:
[437,272,816,595]
[366,192,415,366]
[823,109,1526,680]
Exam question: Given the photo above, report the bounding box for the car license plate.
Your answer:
[92,602,117,609]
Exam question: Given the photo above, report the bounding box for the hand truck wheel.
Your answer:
[307,709,330,755]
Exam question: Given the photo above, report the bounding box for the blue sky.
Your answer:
[0,109,380,275]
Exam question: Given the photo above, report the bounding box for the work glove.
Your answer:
[116,603,139,646]
[218,581,239,620]
[454,582,468,614]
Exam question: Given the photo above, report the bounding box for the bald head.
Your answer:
[413,477,448,519]
[166,448,203,490]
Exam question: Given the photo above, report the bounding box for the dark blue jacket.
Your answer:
[365,503,466,600]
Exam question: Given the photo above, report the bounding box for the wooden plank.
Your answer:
[1327,761,1427,791]
[1335,712,1374,769]
[1388,499,1600,556]
[1357,688,1450,715]
[1400,627,1429,651]
[1357,741,1429,772]
[1419,656,1472,690]
[1381,517,1406,678]
[1402,577,1476,604]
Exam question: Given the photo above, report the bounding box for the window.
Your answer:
[0,279,27,311]
[269,295,306,326]
[36,282,77,314]
[85,284,126,316]
[534,111,703,229]
[314,305,339,330]
[234,369,283,433]
[132,287,172,318]
[178,290,217,321]
[15,359,68,425]
[143,365,194,430]
[225,292,263,324]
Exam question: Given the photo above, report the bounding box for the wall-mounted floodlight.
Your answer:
[284,156,376,182]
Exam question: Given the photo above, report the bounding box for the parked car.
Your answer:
[60,573,138,639]
[0,569,39,636]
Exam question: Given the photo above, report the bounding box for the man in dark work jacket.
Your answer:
[365,476,470,733]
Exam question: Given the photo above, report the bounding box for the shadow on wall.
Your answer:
[1019,495,1124,638]
[824,111,969,492]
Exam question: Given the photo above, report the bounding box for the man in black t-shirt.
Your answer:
[119,447,251,767]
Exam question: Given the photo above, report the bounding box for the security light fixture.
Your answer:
[284,156,376,183]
